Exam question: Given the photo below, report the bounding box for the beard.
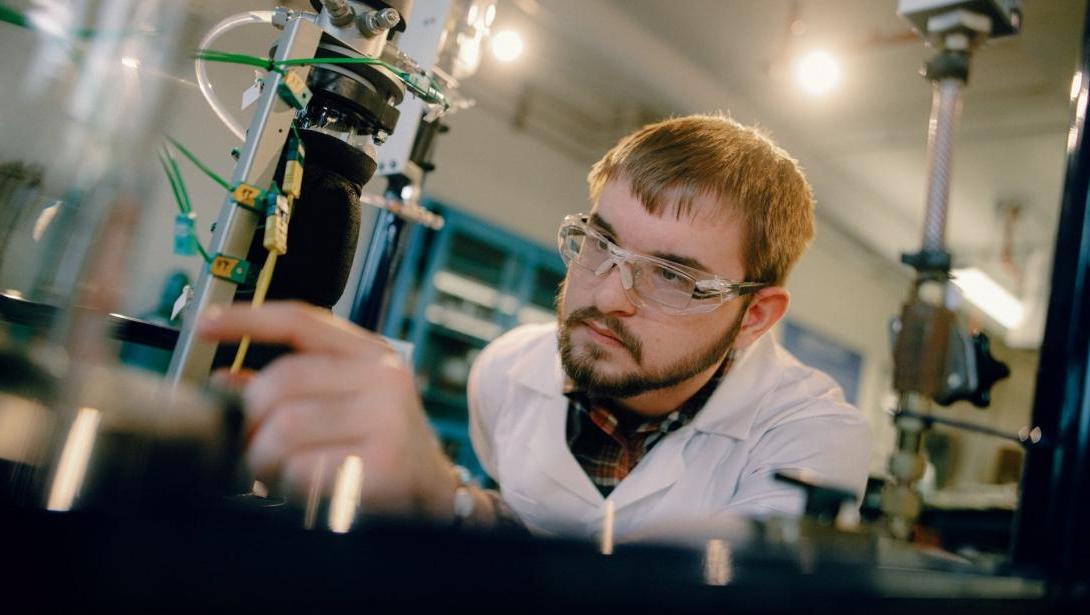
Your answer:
[556,284,748,399]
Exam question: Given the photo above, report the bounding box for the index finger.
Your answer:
[196,301,388,357]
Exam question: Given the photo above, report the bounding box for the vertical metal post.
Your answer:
[1011,2,1090,596]
[921,78,964,253]
[166,18,323,385]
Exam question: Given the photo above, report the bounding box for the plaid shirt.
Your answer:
[565,354,734,497]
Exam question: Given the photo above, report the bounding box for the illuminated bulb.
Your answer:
[793,50,840,96]
[490,30,523,63]
[121,56,141,70]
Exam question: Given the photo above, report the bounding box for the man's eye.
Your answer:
[594,238,610,251]
[657,267,679,281]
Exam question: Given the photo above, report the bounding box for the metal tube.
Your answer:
[921,78,964,253]
[350,185,410,331]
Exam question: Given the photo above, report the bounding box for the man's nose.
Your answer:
[592,261,638,316]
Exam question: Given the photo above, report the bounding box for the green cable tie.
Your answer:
[193,237,212,264]
[166,136,231,191]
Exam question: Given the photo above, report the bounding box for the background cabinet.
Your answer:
[382,203,565,480]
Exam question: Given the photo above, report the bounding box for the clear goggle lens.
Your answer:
[558,222,726,313]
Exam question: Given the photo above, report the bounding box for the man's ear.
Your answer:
[733,286,790,349]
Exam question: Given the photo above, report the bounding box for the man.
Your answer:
[198,115,870,538]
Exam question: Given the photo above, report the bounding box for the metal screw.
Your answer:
[358,8,400,37]
[271,7,293,29]
[374,130,389,145]
[321,0,355,27]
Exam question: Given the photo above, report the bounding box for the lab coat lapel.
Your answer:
[608,428,688,511]
[510,331,604,507]
[526,395,604,507]
[610,335,781,511]
[689,334,780,440]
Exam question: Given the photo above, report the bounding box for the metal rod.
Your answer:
[921,78,964,253]
[350,182,410,331]
[166,17,323,386]
[894,409,1043,448]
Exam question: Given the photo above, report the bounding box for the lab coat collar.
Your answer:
[526,395,605,507]
[509,327,566,396]
[507,327,781,509]
[508,326,780,442]
[689,334,780,440]
[509,328,603,506]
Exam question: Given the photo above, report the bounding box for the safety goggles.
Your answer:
[557,214,768,315]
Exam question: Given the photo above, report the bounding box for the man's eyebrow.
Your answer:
[651,251,709,272]
[588,212,617,238]
[589,212,711,272]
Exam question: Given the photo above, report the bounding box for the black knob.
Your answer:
[969,331,1011,407]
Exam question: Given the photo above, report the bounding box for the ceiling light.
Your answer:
[793,50,840,96]
[951,267,1025,330]
[490,30,523,63]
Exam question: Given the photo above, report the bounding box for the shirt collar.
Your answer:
[508,324,784,441]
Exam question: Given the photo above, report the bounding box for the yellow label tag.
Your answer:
[211,255,239,278]
[263,195,292,255]
[232,183,262,207]
[283,71,303,92]
[283,160,303,198]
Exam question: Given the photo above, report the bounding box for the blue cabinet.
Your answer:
[382,202,565,480]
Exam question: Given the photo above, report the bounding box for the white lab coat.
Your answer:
[468,323,871,542]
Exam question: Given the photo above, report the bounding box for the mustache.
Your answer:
[563,306,642,363]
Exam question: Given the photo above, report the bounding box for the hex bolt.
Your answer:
[358,8,400,37]
[321,0,355,27]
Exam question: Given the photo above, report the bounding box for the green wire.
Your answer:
[278,56,446,105]
[166,136,231,191]
[158,147,211,264]
[163,147,193,213]
[196,48,449,108]
[158,151,187,214]
[0,5,29,29]
[193,49,275,71]
[2,3,146,38]
[192,232,212,264]
[278,56,386,69]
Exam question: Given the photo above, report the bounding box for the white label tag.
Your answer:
[171,284,193,322]
[241,72,263,111]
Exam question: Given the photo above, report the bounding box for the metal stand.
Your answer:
[882,4,1017,539]
[166,18,323,385]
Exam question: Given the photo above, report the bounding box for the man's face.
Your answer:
[557,179,750,399]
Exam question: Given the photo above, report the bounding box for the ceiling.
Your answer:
[461,0,1086,340]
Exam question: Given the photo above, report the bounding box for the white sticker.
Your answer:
[171,284,193,322]
[241,71,264,111]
